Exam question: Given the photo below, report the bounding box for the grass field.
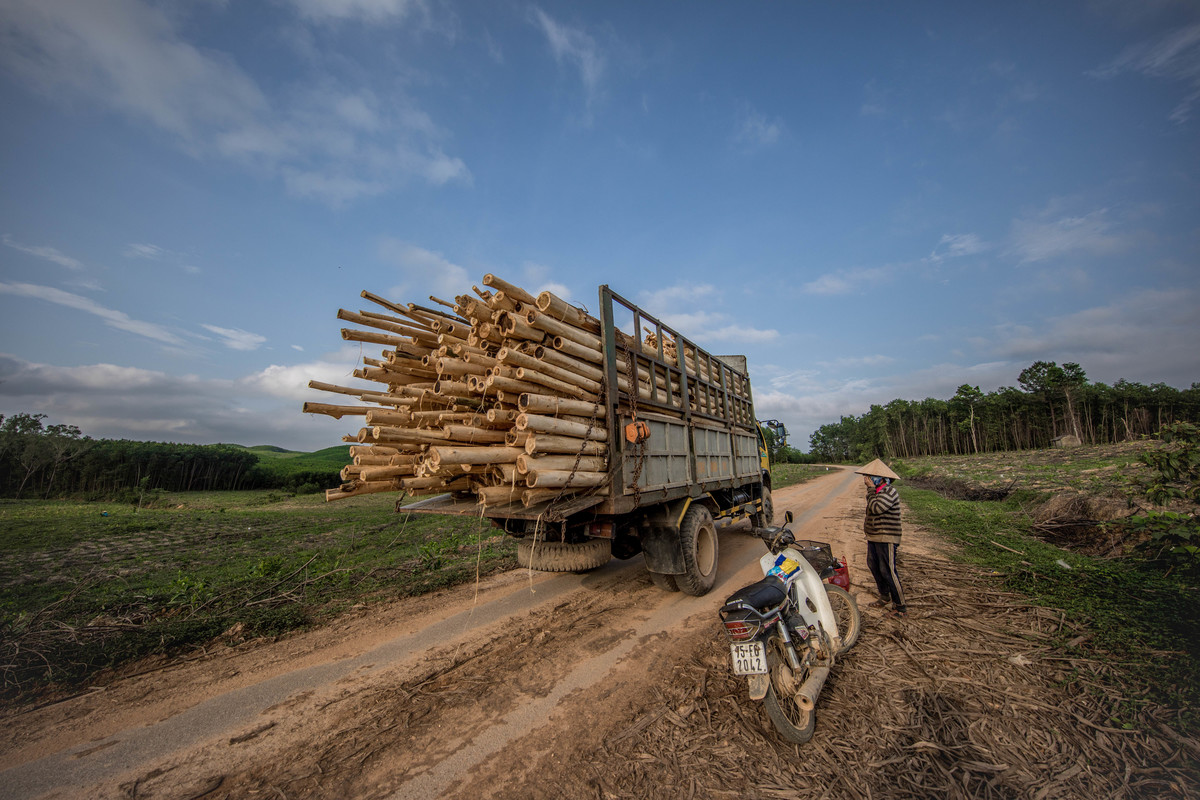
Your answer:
[769,462,834,489]
[893,445,1200,725]
[0,490,514,699]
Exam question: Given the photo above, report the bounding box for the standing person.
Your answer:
[855,459,906,618]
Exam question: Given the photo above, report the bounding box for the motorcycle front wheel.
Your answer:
[762,636,815,744]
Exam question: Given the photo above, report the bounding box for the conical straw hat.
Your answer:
[854,458,899,480]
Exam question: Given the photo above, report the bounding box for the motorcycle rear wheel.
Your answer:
[824,584,861,654]
[762,636,816,744]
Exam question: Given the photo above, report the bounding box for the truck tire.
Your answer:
[676,504,718,596]
[647,570,679,592]
[517,538,610,572]
[751,486,774,529]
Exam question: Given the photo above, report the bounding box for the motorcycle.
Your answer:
[719,510,861,743]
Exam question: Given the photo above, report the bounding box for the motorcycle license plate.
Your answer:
[730,641,767,675]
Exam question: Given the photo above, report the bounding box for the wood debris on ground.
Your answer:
[512,551,1198,800]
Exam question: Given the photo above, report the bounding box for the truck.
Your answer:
[399,284,773,596]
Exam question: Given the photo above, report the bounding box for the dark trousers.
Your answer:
[866,541,905,610]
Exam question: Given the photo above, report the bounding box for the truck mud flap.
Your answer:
[640,498,691,575]
[641,525,686,575]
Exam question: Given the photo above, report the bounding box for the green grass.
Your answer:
[0,491,515,700]
[770,463,834,490]
[898,483,1200,725]
[234,444,351,483]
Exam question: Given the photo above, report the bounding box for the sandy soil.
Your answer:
[1,468,1194,800]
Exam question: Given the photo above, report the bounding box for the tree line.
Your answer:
[807,361,1200,463]
[0,413,341,499]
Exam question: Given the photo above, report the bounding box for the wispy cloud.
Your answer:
[0,281,184,345]
[530,7,606,124]
[630,284,777,346]
[282,0,427,24]
[860,79,887,117]
[378,239,471,301]
[123,241,201,273]
[201,324,268,351]
[1089,22,1200,123]
[928,232,988,263]
[637,284,717,310]
[0,0,469,205]
[3,234,84,270]
[734,104,785,149]
[802,267,890,296]
[1009,207,1127,263]
[123,243,167,259]
[656,310,778,345]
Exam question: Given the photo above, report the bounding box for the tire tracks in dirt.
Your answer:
[0,469,862,800]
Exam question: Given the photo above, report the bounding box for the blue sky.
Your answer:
[1,0,1198,452]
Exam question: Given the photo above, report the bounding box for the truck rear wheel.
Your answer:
[676,505,718,596]
[647,569,679,592]
[517,538,610,572]
[751,486,774,528]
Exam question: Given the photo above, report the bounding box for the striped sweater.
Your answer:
[864,484,902,544]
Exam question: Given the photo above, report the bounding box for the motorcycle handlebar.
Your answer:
[750,525,795,553]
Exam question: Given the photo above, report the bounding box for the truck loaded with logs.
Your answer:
[303,275,773,596]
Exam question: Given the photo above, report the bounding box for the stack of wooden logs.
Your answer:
[305,274,623,507]
[305,274,753,508]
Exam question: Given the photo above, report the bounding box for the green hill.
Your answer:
[232,444,351,478]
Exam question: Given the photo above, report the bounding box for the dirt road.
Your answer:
[1,468,1193,800]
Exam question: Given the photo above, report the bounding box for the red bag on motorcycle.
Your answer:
[827,561,850,590]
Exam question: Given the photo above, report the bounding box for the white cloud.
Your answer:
[2,234,84,270]
[1090,22,1200,123]
[1009,208,1127,263]
[0,281,184,345]
[530,7,606,123]
[860,79,887,117]
[283,0,425,23]
[0,0,469,205]
[928,233,988,263]
[816,355,896,369]
[123,243,168,259]
[241,351,372,402]
[0,351,370,450]
[0,0,266,141]
[978,288,1200,380]
[378,239,472,301]
[802,266,890,296]
[201,324,268,351]
[637,284,717,310]
[655,310,779,346]
[122,241,203,275]
[282,168,385,205]
[734,105,785,149]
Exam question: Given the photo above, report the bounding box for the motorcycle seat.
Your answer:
[723,575,787,612]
